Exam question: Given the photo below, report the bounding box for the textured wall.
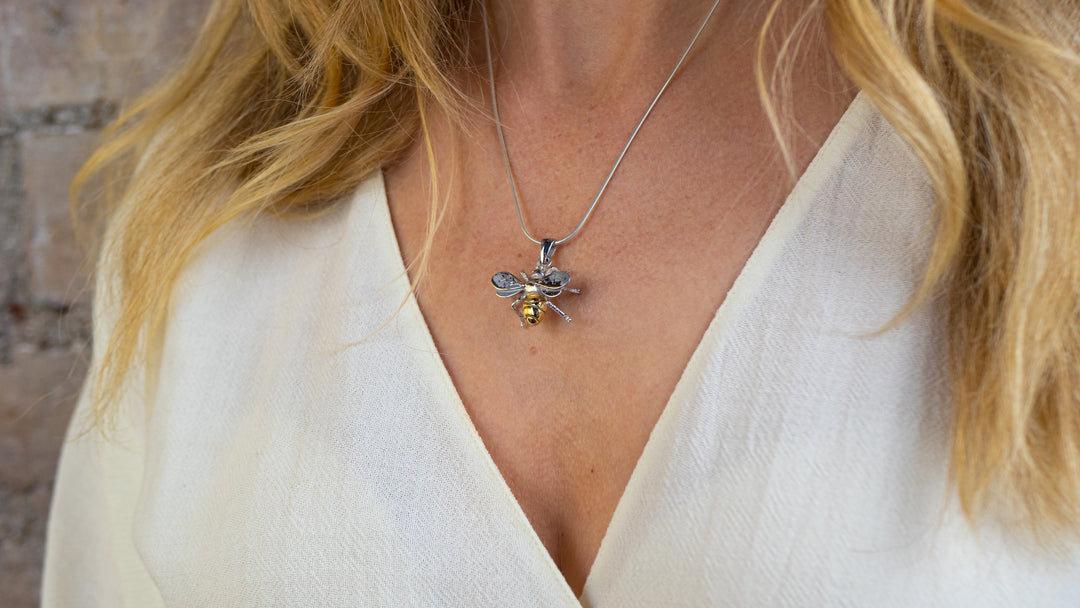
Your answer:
[0,1,211,605]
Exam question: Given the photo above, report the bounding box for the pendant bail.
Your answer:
[539,239,557,267]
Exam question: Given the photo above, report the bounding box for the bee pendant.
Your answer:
[492,239,580,328]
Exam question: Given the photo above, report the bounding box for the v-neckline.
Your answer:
[373,91,873,606]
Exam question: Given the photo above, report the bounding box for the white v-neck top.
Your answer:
[43,93,1080,607]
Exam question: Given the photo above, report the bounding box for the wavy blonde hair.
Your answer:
[74,0,1080,533]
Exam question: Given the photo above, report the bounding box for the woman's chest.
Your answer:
[131,108,1077,604]
[391,169,793,592]
[136,239,1026,607]
[377,81,834,590]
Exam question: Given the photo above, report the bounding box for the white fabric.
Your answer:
[42,93,1080,607]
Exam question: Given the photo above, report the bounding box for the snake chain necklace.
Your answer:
[486,0,722,327]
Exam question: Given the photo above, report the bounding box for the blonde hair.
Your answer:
[74,0,1080,533]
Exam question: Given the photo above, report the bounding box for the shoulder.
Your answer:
[173,172,389,317]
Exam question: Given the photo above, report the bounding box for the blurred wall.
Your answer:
[0,1,211,605]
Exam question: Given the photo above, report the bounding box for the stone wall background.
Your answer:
[0,1,211,605]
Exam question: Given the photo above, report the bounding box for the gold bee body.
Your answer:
[520,286,546,326]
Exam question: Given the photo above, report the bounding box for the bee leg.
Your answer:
[547,301,572,323]
[566,288,581,295]
[511,296,527,328]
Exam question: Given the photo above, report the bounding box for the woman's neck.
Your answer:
[481,0,739,105]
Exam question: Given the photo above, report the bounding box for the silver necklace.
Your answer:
[486,0,722,327]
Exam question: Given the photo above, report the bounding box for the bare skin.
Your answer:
[384,0,854,596]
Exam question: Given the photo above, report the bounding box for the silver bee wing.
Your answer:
[538,269,570,296]
[492,271,526,297]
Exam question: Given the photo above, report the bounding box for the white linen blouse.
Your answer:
[42,93,1080,607]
